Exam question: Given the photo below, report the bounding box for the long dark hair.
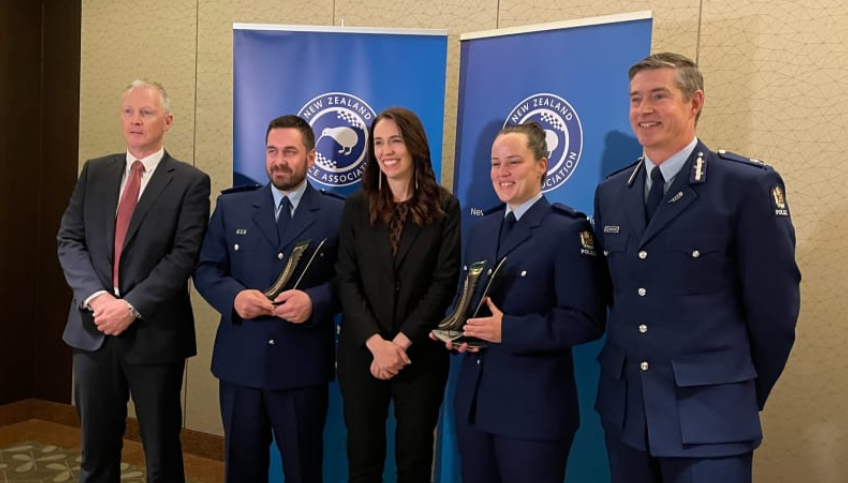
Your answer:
[361,107,446,226]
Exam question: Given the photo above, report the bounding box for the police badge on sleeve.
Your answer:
[772,186,790,216]
[580,230,597,256]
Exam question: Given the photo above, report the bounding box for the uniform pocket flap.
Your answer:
[597,343,626,380]
[672,350,758,387]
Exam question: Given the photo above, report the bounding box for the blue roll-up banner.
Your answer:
[233,24,448,483]
[436,12,652,483]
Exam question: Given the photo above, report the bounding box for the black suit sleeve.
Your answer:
[57,161,111,304]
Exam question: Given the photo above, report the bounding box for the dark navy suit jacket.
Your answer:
[454,196,607,441]
[593,142,800,457]
[57,152,210,364]
[193,182,344,390]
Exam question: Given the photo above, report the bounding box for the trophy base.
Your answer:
[431,329,488,349]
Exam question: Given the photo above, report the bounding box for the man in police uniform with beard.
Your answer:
[193,115,344,483]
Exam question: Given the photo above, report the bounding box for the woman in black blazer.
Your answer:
[336,107,461,483]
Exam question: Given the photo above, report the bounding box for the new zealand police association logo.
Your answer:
[504,93,583,192]
[298,92,376,187]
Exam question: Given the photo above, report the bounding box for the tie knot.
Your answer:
[505,211,516,227]
[278,196,292,219]
[651,167,664,183]
[131,160,145,173]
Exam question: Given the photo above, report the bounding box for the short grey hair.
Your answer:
[124,79,171,113]
[629,52,704,122]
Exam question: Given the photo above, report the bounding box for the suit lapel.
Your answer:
[469,212,503,307]
[474,209,504,268]
[123,154,176,250]
[394,218,421,269]
[279,184,319,250]
[498,197,549,258]
[252,185,280,247]
[622,162,648,240]
[102,156,125,256]
[639,151,700,247]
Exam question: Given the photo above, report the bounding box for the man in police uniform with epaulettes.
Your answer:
[193,115,343,483]
[593,52,801,483]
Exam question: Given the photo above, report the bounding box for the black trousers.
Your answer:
[73,340,186,483]
[337,343,449,483]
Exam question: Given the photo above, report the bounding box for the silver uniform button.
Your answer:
[487,269,493,275]
[463,265,468,271]
[521,270,527,277]
[640,361,649,371]
[638,288,647,296]
[639,324,648,333]
[476,359,481,365]
[234,244,240,251]
[692,250,701,258]
[603,250,609,256]
[268,339,275,345]
[278,253,284,260]
[638,250,647,259]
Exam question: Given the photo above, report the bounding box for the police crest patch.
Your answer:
[772,186,789,216]
[580,230,597,256]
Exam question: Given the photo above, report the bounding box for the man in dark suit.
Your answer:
[593,52,801,483]
[57,80,211,483]
[193,115,344,483]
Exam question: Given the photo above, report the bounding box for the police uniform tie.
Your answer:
[277,196,292,240]
[497,211,516,257]
[113,160,144,288]
[645,167,665,222]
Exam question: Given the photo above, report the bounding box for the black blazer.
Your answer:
[336,189,461,362]
[57,152,211,364]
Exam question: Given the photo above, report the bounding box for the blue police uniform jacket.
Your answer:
[593,142,801,457]
[454,196,607,441]
[193,183,344,390]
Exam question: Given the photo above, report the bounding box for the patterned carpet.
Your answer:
[0,441,200,483]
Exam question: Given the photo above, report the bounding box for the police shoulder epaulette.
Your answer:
[717,149,769,168]
[319,189,346,201]
[219,183,262,195]
[551,202,586,219]
[605,157,643,180]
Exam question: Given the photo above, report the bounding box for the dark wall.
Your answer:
[0,0,80,405]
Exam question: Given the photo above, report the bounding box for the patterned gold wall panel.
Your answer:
[699,1,848,482]
[185,0,337,436]
[79,0,199,164]
[497,0,700,56]
[335,0,500,190]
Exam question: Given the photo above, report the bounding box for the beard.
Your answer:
[268,165,306,191]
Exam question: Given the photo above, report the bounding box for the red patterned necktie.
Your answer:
[113,160,145,287]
